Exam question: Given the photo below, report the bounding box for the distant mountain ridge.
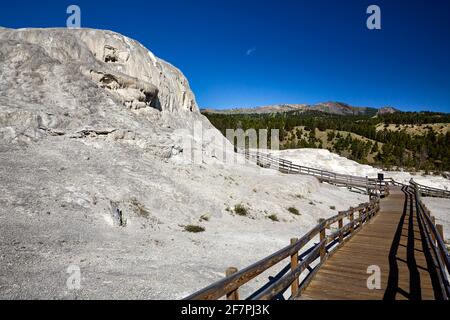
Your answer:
[202,102,401,116]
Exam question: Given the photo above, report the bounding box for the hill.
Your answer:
[202,101,384,116]
[203,110,450,171]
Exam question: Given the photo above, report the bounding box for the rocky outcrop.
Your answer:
[376,106,400,115]
[0,27,232,160]
[0,28,197,114]
[87,69,159,110]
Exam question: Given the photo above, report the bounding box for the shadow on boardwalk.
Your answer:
[299,186,442,300]
[384,187,443,300]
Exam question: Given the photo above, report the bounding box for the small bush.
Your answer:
[309,201,315,206]
[287,207,300,216]
[199,214,210,222]
[268,214,279,222]
[330,206,336,210]
[317,218,326,224]
[184,225,205,233]
[234,204,249,216]
[130,198,149,218]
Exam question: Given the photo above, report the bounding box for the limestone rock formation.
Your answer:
[0,28,197,112]
[0,27,223,151]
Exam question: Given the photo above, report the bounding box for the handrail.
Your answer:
[246,151,367,182]
[384,178,409,187]
[183,223,324,300]
[251,239,325,300]
[184,198,380,300]
[410,180,450,299]
[244,150,389,197]
[411,179,450,199]
[245,150,449,200]
[385,177,450,198]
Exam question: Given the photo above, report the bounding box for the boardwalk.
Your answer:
[299,186,443,300]
[186,181,449,301]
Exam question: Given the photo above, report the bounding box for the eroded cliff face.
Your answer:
[0,28,212,149]
[0,28,197,113]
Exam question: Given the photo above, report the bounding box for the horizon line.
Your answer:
[200,102,449,114]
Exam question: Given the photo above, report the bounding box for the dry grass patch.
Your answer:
[184,225,205,233]
[234,204,249,216]
[130,197,150,218]
[287,207,300,216]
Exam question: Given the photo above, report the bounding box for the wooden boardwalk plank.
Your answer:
[297,187,441,300]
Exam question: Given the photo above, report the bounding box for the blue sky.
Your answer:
[1,0,449,112]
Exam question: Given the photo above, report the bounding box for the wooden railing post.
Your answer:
[225,267,240,300]
[437,224,444,242]
[349,208,355,233]
[430,216,437,243]
[338,218,344,243]
[290,238,299,296]
[435,224,447,266]
[320,228,326,262]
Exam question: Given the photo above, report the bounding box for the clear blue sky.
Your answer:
[1,0,449,112]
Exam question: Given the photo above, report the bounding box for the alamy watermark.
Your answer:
[367,5,381,30]
[173,121,280,171]
[66,5,81,28]
[66,264,81,290]
[367,265,381,290]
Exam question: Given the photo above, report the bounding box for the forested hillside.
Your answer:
[203,110,450,172]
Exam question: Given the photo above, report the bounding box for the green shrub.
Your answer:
[184,225,205,233]
[234,204,249,216]
[288,207,300,215]
[330,206,336,210]
[268,214,279,222]
[130,198,149,218]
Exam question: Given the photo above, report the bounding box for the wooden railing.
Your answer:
[385,178,450,199]
[184,198,380,300]
[244,150,389,197]
[384,178,409,188]
[411,180,450,199]
[410,180,450,299]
